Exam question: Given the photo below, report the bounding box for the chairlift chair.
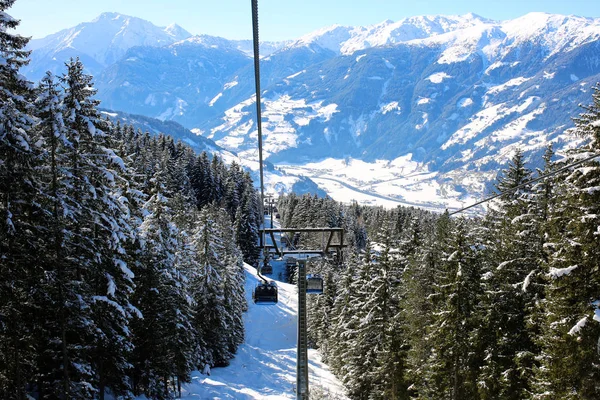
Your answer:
[286,257,297,267]
[262,263,273,274]
[306,274,324,294]
[253,281,278,304]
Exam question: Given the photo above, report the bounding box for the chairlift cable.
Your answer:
[251,0,268,283]
[448,151,600,216]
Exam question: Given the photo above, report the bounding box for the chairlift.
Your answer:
[286,257,297,268]
[262,263,273,274]
[253,281,278,304]
[306,274,324,294]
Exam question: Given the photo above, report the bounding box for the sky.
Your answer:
[9,0,600,42]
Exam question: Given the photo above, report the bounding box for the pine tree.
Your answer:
[0,3,38,397]
[417,215,483,400]
[234,177,260,265]
[367,218,409,400]
[328,253,363,394]
[133,188,193,399]
[478,149,539,399]
[191,206,229,368]
[533,85,600,399]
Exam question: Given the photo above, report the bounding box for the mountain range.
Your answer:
[24,11,600,210]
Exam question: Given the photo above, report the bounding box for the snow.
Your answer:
[457,97,473,107]
[224,79,239,90]
[278,156,453,211]
[209,92,223,106]
[116,259,135,280]
[549,265,578,278]
[522,270,535,292]
[106,273,116,296]
[486,77,532,95]
[212,94,338,159]
[568,316,587,336]
[166,261,348,399]
[380,101,401,115]
[28,12,191,67]
[286,71,305,79]
[427,72,452,83]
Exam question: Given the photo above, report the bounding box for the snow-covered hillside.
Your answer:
[24,12,191,80]
[166,262,348,399]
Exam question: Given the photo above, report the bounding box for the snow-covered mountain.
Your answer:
[24,12,600,209]
[24,12,192,80]
[196,12,600,208]
[287,13,493,55]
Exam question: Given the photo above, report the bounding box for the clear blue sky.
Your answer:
[9,0,600,41]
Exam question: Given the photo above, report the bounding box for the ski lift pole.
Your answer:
[297,259,309,399]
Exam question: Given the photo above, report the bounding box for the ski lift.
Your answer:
[262,263,273,274]
[306,274,324,294]
[286,257,297,268]
[253,281,278,304]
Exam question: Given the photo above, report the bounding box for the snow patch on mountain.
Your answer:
[427,72,452,83]
[210,94,339,159]
[381,101,402,114]
[486,77,532,95]
[458,98,474,107]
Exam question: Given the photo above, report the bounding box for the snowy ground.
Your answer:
[166,218,348,399]
[278,156,485,213]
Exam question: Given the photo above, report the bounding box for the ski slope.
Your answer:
[175,219,348,399]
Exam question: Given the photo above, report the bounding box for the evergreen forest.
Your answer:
[2,0,600,399]
[1,1,260,397]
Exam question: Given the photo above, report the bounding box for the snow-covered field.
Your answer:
[277,156,482,212]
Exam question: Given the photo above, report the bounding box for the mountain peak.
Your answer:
[164,23,192,40]
[92,12,130,23]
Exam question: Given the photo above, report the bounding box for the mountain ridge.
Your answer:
[22,11,600,208]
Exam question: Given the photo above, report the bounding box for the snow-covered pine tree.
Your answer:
[213,206,247,357]
[224,160,243,219]
[60,58,138,399]
[402,216,438,396]
[417,215,483,400]
[234,177,260,265]
[30,70,81,400]
[478,149,540,399]
[191,206,229,368]
[366,218,409,400]
[133,186,194,399]
[190,151,212,209]
[0,2,38,397]
[532,85,600,399]
[333,244,380,399]
[327,252,362,390]
[306,264,336,359]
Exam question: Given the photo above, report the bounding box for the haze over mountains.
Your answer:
[24,11,600,210]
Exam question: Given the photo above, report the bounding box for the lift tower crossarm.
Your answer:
[259,228,346,258]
